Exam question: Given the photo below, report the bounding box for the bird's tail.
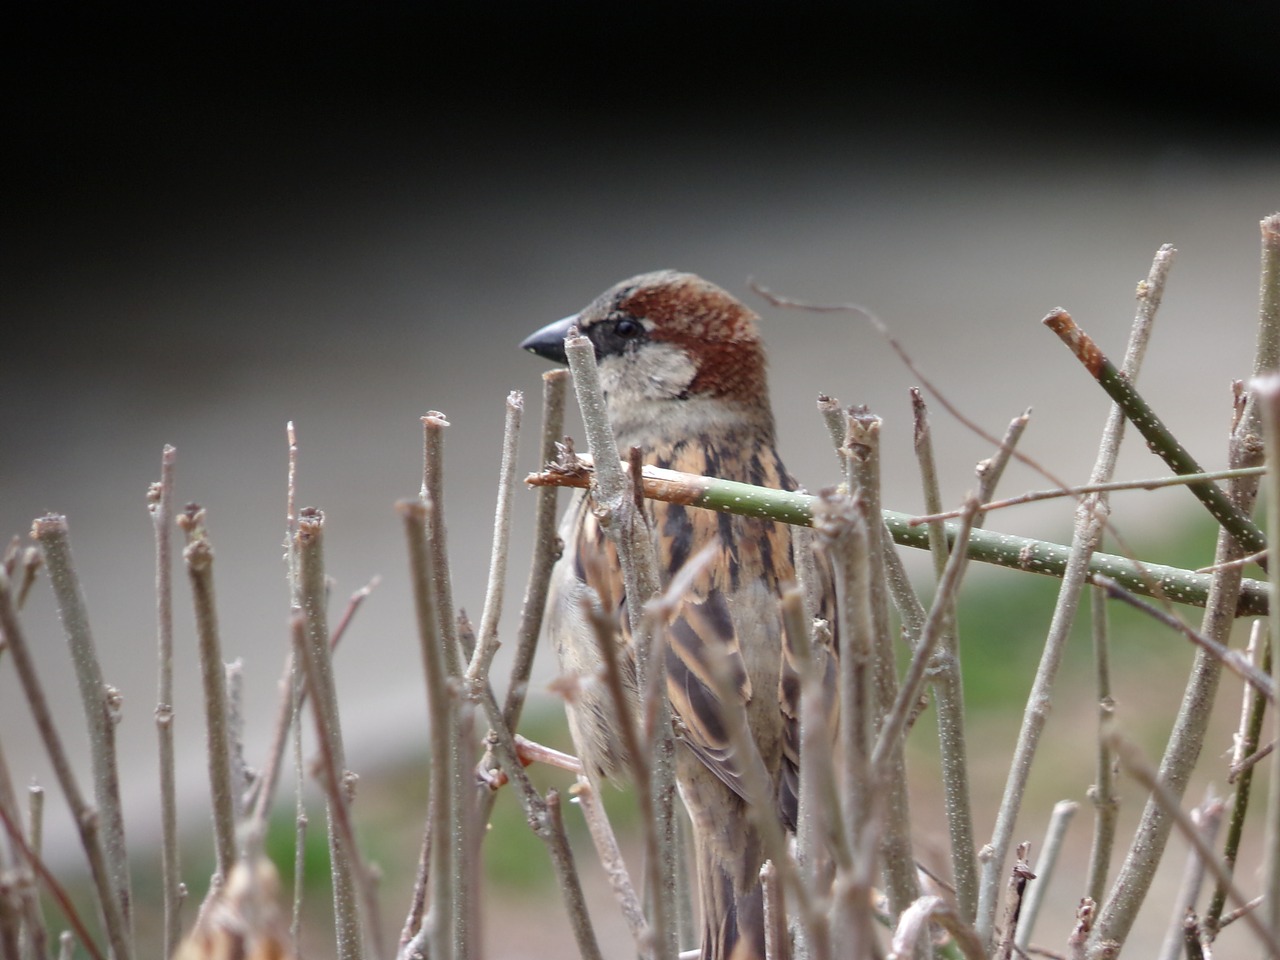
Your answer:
[688,789,781,960]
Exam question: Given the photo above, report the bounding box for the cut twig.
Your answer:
[847,408,921,929]
[399,499,453,960]
[0,571,129,960]
[148,444,184,957]
[996,842,1035,960]
[1259,368,1280,937]
[295,509,364,960]
[179,506,239,884]
[1084,587,1117,908]
[500,369,569,733]
[1015,802,1078,953]
[32,516,133,939]
[292,613,383,960]
[814,489,880,957]
[564,330,677,960]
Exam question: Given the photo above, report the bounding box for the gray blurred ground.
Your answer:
[3,6,1279,956]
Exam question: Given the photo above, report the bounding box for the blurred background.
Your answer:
[4,3,1279,956]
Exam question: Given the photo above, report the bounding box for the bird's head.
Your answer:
[521,271,773,444]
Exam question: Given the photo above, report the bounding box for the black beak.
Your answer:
[519,314,579,364]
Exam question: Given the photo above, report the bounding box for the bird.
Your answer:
[521,270,833,960]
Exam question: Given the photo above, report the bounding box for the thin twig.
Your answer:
[400,499,454,960]
[179,506,239,882]
[1105,730,1279,953]
[248,577,378,832]
[1084,586,1117,907]
[912,466,1267,526]
[501,369,568,733]
[783,586,835,960]
[32,516,133,940]
[296,509,364,960]
[0,571,127,960]
[464,391,524,689]
[848,409,921,931]
[997,842,1035,960]
[292,613,384,960]
[1093,576,1273,699]
[573,777,650,949]
[1015,801,1078,953]
[1207,624,1270,933]
[814,490,879,957]
[1157,791,1224,960]
[1259,369,1280,936]
[0,802,104,960]
[148,445,183,956]
[564,331,677,960]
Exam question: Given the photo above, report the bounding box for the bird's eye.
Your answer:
[614,318,642,338]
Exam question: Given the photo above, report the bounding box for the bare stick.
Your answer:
[32,516,133,938]
[0,738,49,960]
[464,390,523,686]
[1092,575,1273,699]
[1207,621,1270,931]
[996,842,1034,960]
[296,509,364,960]
[872,496,979,773]
[24,780,51,960]
[564,331,676,960]
[1084,587,1117,907]
[422,412,463,666]
[817,394,851,487]
[1106,730,1278,953]
[1260,370,1280,937]
[1015,801,1078,953]
[400,499,454,960]
[573,777,650,948]
[1090,228,1276,954]
[814,490,878,956]
[179,507,239,881]
[248,577,378,832]
[528,460,1270,617]
[910,390,978,922]
[784,587,836,960]
[1156,791,1223,960]
[847,410,920,927]
[148,445,183,955]
[472,672,605,960]
[501,369,568,731]
[0,572,128,960]
[0,802,103,960]
[292,613,383,960]
[914,466,1267,525]
[978,247,1168,946]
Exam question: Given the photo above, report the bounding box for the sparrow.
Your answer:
[521,270,832,960]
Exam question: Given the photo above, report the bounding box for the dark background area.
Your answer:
[4,4,1279,955]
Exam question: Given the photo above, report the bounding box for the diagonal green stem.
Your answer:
[1044,309,1267,565]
